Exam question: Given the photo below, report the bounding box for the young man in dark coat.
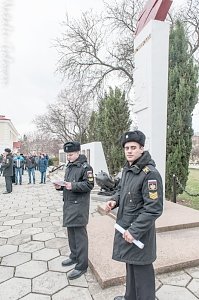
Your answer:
[105,130,163,300]
[55,141,94,280]
[2,148,13,194]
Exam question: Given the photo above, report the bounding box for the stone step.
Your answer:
[88,212,199,288]
[96,200,199,232]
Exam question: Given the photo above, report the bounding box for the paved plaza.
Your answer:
[0,170,199,300]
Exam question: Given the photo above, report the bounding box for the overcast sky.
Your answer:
[0,0,198,136]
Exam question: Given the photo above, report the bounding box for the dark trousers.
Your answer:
[125,263,155,300]
[67,226,88,271]
[5,176,12,193]
[40,171,46,183]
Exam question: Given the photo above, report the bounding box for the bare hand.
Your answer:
[64,182,72,190]
[54,184,61,190]
[123,230,134,243]
[105,200,116,213]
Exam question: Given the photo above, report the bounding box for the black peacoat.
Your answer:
[2,154,13,177]
[112,151,163,265]
[63,154,94,227]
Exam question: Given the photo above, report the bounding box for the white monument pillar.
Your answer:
[134,20,170,186]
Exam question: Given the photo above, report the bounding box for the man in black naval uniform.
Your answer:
[2,148,13,194]
[105,130,163,300]
[57,141,94,280]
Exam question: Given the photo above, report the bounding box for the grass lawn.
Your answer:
[177,168,199,210]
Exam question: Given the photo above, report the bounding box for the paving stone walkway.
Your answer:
[0,170,199,300]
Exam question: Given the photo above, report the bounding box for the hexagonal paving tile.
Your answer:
[0,266,14,283]
[42,216,59,222]
[24,218,41,224]
[3,219,22,226]
[45,238,67,249]
[0,245,18,257]
[0,225,11,232]
[69,272,88,288]
[19,241,45,253]
[156,285,198,300]
[33,221,52,228]
[7,234,31,246]
[0,277,31,300]
[0,216,13,222]
[55,231,66,238]
[50,212,62,217]
[43,226,62,233]
[33,232,55,241]
[157,270,192,287]
[20,294,51,300]
[32,271,68,294]
[0,229,20,238]
[187,278,199,298]
[52,286,93,300]
[32,248,60,261]
[9,212,25,217]
[48,256,74,273]
[22,228,43,235]
[15,214,33,220]
[0,238,7,246]
[60,245,70,256]
[13,223,32,230]
[15,260,47,278]
[1,252,31,266]
[186,266,199,279]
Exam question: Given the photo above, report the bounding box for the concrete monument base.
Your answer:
[88,200,199,288]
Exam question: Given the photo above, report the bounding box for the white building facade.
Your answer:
[0,115,19,153]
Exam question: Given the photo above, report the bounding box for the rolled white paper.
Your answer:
[114,223,144,249]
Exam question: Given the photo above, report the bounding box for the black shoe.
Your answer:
[28,182,31,184]
[67,269,87,280]
[15,183,17,185]
[39,182,42,184]
[3,191,11,194]
[62,258,77,267]
[114,297,125,300]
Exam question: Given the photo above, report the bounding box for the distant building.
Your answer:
[0,115,19,154]
[192,133,199,147]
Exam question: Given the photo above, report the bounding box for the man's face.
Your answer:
[124,141,144,164]
[66,151,79,162]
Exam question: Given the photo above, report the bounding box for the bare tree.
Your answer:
[55,0,199,96]
[34,89,91,143]
[170,0,199,61]
[55,0,144,96]
[20,132,61,157]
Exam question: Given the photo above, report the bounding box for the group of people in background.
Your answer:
[0,149,49,194]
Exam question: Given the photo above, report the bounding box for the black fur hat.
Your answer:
[4,148,11,153]
[121,130,146,147]
[63,141,81,153]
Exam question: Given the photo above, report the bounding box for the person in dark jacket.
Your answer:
[55,141,94,280]
[105,130,163,300]
[26,154,36,184]
[2,148,13,194]
[38,154,47,184]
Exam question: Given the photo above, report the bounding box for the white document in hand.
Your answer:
[114,223,144,249]
[51,179,66,186]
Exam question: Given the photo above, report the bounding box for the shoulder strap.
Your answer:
[142,166,151,175]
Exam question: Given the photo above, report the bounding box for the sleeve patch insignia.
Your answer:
[87,171,94,182]
[149,191,158,200]
[148,180,157,191]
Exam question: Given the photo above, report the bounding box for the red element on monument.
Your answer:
[135,0,173,36]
